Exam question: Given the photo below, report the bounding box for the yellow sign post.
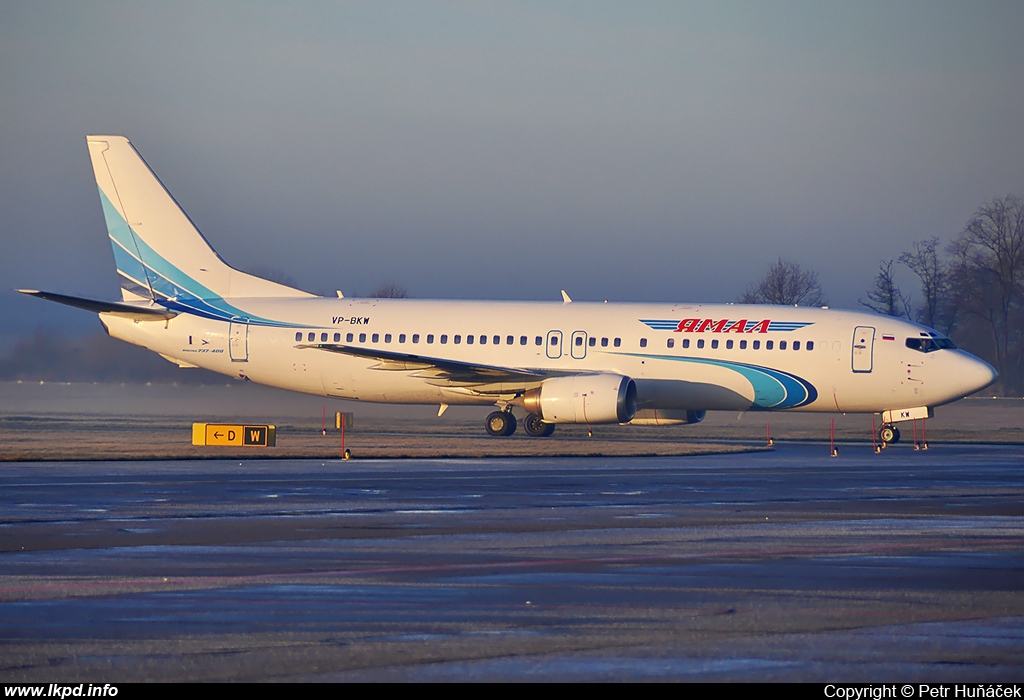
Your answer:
[192,423,276,447]
[335,412,353,459]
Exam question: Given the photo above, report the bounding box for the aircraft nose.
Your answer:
[958,353,998,395]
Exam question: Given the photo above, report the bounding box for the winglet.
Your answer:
[561,290,572,304]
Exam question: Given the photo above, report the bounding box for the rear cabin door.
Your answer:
[851,325,874,373]
[229,319,249,362]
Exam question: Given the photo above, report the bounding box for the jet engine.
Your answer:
[629,409,706,426]
[518,374,637,424]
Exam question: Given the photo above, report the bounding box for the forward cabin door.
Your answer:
[851,326,875,373]
[229,318,249,362]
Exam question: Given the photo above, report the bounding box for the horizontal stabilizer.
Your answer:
[16,289,177,321]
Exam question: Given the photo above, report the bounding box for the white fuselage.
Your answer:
[100,298,996,418]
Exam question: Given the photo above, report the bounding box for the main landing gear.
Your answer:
[878,424,901,445]
[484,410,555,437]
[485,410,517,437]
[523,413,555,438]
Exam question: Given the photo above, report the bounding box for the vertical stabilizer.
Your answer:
[87,135,313,302]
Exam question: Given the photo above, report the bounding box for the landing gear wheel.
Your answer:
[879,424,901,444]
[485,411,517,437]
[524,413,555,438]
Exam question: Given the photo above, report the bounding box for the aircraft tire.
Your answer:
[524,413,555,437]
[879,424,901,444]
[485,411,516,437]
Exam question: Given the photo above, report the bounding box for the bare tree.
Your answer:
[860,259,910,318]
[898,237,957,334]
[948,195,1024,393]
[369,283,409,299]
[739,259,827,306]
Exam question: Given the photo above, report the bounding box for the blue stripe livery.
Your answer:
[99,190,296,327]
[628,353,818,409]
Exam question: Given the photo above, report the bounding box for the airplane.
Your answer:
[18,135,998,444]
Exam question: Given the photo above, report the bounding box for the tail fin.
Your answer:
[87,135,314,302]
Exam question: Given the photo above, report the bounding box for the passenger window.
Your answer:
[520,336,527,345]
[427,334,434,344]
[766,340,774,350]
[697,339,705,349]
[667,338,674,349]
[454,335,461,344]
[507,335,514,345]
[535,336,542,346]
[384,334,392,343]
[640,338,647,348]
[295,332,302,341]
[711,339,719,349]
[359,333,366,343]
[740,339,747,349]
[614,338,621,347]
[779,340,787,350]
[440,335,448,344]
[494,335,501,345]
[682,338,690,349]
[601,337,608,347]
[334,333,341,342]
[551,336,558,346]
[466,335,474,345]
[589,337,596,347]
[793,340,800,350]
[753,340,760,350]
[576,336,584,346]
[399,334,406,343]
[346,333,354,342]
[807,340,814,350]
[321,332,328,342]
[372,333,379,343]
[412,334,419,343]
[726,339,733,349]
[308,332,315,342]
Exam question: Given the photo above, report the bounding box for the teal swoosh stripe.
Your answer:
[98,189,297,327]
[625,353,818,409]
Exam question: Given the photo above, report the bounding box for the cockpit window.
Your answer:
[905,337,956,353]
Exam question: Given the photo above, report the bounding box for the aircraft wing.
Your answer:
[16,289,177,321]
[306,343,549,390]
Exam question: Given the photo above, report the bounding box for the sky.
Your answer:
[2,1,1023,340]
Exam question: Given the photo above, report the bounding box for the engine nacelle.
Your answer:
[519,374,637,424]
[629,409,706,426]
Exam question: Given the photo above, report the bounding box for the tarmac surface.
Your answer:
[1,442,1023,681]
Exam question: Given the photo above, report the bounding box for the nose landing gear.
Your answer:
[879,424,901,445]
